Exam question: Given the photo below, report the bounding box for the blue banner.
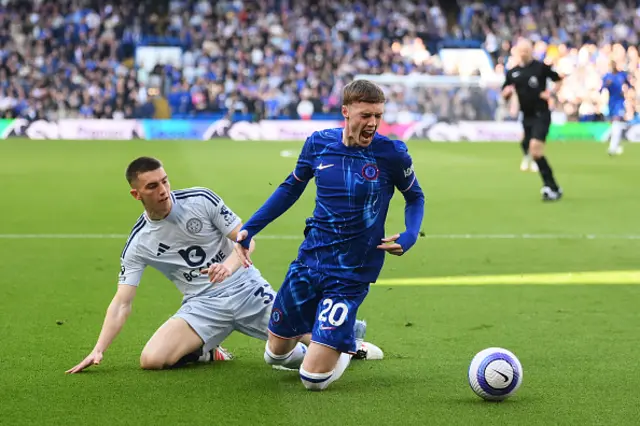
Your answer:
[140,120,219,140]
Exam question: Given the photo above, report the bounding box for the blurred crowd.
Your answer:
[0,0,639,122]
[480,0,640,122]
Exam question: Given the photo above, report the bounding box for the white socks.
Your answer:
[609,121,625,153]
[264,342,307,369]
[299,352,352,391]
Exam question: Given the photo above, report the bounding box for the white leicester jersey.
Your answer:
[118,187,249,298]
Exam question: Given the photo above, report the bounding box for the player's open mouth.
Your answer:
[361,130,374,140]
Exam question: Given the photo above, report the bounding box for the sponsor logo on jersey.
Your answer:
[219,205,237,227]
[156,242,170,256]
[403,164,414,178]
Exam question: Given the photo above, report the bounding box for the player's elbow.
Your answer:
[283,173,308,196]
[405,188,425,205]
[107,297,133,321]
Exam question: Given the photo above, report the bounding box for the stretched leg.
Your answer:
[139,318,205,370]
[299,283,369,391]
[520,125,533,171]
[530,139,562,201]
[232,275,309,370]
[140,296,234,370]
[608,118,625,155]
[529,116,562,201]
[300,318,367,391]
[264,333,308,370]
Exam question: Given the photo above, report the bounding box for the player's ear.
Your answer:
[130,189,141,201]
[341,105,349,119]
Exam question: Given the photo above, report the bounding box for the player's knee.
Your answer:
[299,367,333,391]
[140,351,168,370]
[266,335,298,357]
[529,140,544,159]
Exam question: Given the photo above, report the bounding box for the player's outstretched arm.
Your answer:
[239,173,309,250]
[397,179,426,252]
[379,143,425,256]
[238,137,315,251]
[202,223,256,281]
[66,285,137,374]
[379,182,425,256]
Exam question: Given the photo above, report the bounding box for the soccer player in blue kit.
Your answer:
[234,80,425,391]
[601,60,632,155]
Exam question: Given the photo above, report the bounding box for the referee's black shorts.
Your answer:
[523,111,551,143]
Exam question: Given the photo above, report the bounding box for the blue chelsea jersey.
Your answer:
[292,128,422,284]
[602,72,630,105]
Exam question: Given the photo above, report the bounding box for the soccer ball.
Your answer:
[468,347,523,401]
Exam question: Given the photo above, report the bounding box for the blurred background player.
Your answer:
[502,39,564,202]
[601,61,633,156]
[235,80,424,391]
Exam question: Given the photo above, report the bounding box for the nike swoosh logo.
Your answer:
[492,369,509,382]
[317,163,334,170]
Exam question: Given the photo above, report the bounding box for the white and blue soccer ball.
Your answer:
[468,347,523,401]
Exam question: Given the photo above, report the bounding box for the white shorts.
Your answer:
[172,268,276,352]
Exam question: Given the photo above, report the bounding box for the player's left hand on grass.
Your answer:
[201,263,232,284]
[66,350,103,374]
[377,234,404,256]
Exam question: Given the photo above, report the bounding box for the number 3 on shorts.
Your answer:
[317,298,349,326]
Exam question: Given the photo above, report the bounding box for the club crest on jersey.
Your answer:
[362,163,379,181]
[186,218,203,234]
[271,308,283,324]
[528,76,539,88]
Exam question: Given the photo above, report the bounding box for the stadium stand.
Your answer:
[0,0,638,122]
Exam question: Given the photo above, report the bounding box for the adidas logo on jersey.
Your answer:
[157,242,170,256]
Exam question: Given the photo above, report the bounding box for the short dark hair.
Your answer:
[342,80,386,105]
[126,156,163,185]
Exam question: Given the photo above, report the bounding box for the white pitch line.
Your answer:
[0,233,639,240]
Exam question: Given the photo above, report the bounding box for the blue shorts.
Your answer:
[268,260,369,354]
[609,101,625,120]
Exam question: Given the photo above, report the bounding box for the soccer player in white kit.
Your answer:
[67,157,381,373]
[66,157,309,372]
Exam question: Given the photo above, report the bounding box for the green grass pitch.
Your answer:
[1,139,639,425]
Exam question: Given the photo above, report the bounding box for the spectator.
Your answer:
[0,0,638,124]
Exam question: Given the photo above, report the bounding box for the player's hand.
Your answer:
[234,230,253,268]
[66,350,103,374]
[377,234,404,256]
[539,90,551,100]
[502,85,514,99]
[201,263,232,283]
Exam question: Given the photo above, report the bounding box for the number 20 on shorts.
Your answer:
[318,298,349,326]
